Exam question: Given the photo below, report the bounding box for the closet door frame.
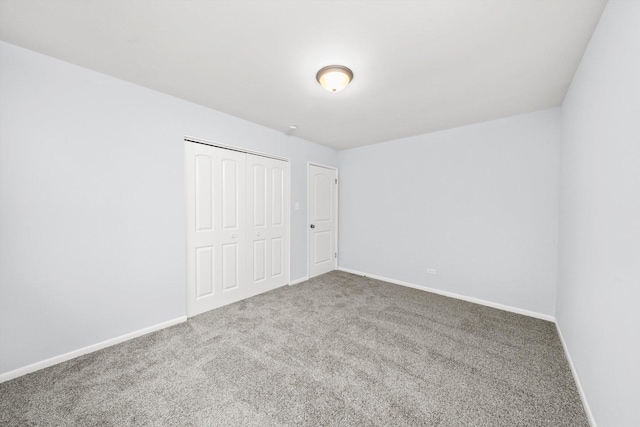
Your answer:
[184,135,291,317]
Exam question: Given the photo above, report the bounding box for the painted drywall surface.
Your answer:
[557,1,640,426]
[339,108,560,316]
[0,41,337,375]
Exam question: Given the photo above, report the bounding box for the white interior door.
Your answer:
[308,164,337,278]
[246,154,289,296]
[186,142,246,316]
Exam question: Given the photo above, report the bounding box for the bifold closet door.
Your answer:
[186,142,290,317]
[246,154,289,297]
[186,142,246,317]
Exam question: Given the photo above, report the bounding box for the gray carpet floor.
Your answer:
[0,271,588,426]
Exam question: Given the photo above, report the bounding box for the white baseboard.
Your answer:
[0,316,187,384]
[337,267,556,322]
[289,276,309,286]
[555,322,597,427]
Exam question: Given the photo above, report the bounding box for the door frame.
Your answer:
[184,135,291,316]
[307,162,339,279]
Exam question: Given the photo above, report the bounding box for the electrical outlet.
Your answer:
[427,268,436,275]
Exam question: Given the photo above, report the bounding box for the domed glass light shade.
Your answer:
[316,65,353,92]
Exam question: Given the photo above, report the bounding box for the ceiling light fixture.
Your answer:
[316,65,353,93]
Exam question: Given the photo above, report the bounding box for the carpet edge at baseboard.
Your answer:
[0,316,187,384]
[555,322,598,427]
[337,267,556,322]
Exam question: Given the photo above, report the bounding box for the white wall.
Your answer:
[339,108,560,316]
[0,41,338,375]
[557,1,640,426]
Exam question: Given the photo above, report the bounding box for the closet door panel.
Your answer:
[247,154,289,297]
[186,143,246,316]
[272,167,284,227]
[253,239,267,282]
[271,237,283,278]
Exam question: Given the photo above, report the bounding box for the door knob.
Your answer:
[232,234,237,238]
[310,224,315,228]
[257,232,261,236]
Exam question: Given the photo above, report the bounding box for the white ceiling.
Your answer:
[0,1,606,150]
